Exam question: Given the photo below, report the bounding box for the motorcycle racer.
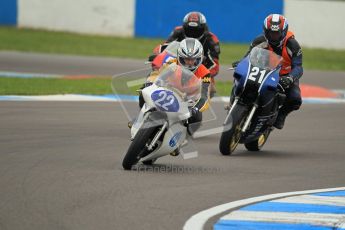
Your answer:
[233,14,303,129]
[141,38,211,136]
[149,11,220,96]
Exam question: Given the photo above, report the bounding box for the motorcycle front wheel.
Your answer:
[219,104,247,155]
[122,119,158,170]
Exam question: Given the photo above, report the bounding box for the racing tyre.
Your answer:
[219,104,247,155]
[122,121,158,170]
[244,129,271,151]
[143,158,157,165]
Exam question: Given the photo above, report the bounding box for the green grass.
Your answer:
[0,77,233,96]
[1,27,345,71]
[0,27,163,59]
[214,81,233,97]
[0,77,114,95]
[0,27,341,95]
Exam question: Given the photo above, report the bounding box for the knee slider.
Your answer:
[290,99,302,110]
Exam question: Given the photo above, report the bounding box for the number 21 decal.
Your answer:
[248,67,267,84]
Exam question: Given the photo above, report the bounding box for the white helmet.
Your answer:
[177,38,204,72]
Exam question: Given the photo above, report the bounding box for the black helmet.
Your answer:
[263,14,289,47]
[183,12,207,39]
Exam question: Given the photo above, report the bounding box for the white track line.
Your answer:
[0,95,115,101]
[0,71,61,78]
[183,187,345,230]
[273,194,345,206]
[220,210,345,227]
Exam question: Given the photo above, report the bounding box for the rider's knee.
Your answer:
[286,97,302,111]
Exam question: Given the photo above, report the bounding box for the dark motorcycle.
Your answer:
[219,47,286,155]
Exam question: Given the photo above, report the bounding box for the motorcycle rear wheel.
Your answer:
[244,129,271,151]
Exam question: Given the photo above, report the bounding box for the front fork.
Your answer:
[223,97,239,125]
[146,121,168,151]
[241,104,258,133]
[224,97,258,133]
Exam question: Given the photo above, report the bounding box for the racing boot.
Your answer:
[170,147,180,156]
[127,118,136,129]
[273,111,288,129]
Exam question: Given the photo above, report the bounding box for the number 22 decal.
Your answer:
[154,91,175,110]
[248,67,266,84]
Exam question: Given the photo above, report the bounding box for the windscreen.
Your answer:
[249,47,282,70]
[154,63,201,103]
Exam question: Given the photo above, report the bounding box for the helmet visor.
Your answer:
[266,31,283,45]
[182,57,196,66]
[179,57,202,71]
[184,26,204,38]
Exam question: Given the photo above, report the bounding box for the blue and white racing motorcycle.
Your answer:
[219,47,286,155]
[122,63,201,170]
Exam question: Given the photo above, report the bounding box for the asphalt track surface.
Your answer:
[1,51,345,230]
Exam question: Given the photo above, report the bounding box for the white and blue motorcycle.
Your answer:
[122,63,201,170]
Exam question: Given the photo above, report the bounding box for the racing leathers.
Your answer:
[141,58,211,135]
[233,31,303,129]
[152,26,220,96]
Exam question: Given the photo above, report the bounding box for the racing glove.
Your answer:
[232,60,240,68]
[279,75,294,90]
[189,107,199,118]
[148,54,157,62]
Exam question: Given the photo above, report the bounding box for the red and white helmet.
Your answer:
[263,14,289,47]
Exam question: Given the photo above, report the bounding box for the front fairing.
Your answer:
[131,64,201,139]
[142,84,190,121]
[258,69,280,93]
[233,56,250,90]
[233,47,282,99]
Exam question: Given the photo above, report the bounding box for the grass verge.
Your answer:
[0,77,233,97]
[0,77,114,95]
[1,27,345,71]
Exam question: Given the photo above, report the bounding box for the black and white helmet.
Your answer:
[177,38,204,72]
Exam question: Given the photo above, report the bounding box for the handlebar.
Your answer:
[277,83,286,93]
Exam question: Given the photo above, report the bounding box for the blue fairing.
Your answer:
[233,56,281,95]
[259,69,280,94]
[234,57,250,89]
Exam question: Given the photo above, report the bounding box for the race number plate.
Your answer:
[151,90,180,112]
